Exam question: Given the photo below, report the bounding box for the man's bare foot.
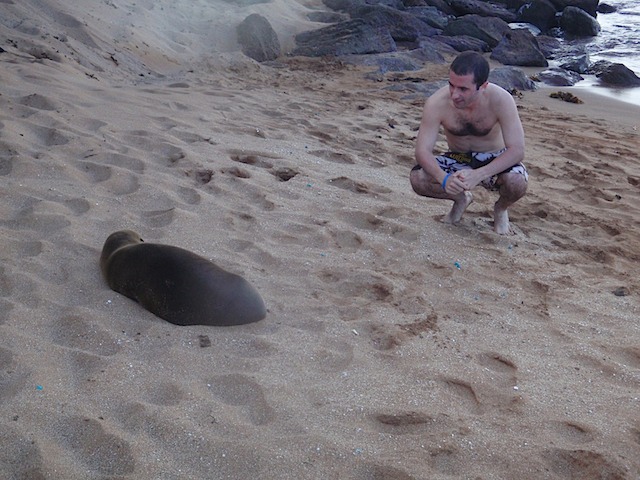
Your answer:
[443,191,473,224]
[493,206,514,235]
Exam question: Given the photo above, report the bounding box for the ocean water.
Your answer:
[567,0,640,105]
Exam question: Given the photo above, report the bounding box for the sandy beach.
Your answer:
[1,1,639,478]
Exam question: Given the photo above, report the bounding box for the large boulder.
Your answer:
[537,67,583,85]
[559,6,601,36]
[351,5,440,42]
[559,53,591,73]
[236,14,281,62]
[292,19,396,57]
[489,66,537,91]
[549,0,599,16]
[443,14,510,48]
[432,34,490,52]
[490,28,548,67]
[405,6,451,30]
[590,61,640,87]
[447,0,517,22]
[517,0,558,32]
[536,35,562,58]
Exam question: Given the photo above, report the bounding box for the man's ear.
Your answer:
[478,81,489,91]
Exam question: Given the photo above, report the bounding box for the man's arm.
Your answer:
[415,93,448,186]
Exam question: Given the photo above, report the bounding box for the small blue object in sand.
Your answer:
[454,261,461,269]
[36,385,43,391]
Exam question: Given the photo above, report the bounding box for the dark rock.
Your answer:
[506,0,528,10]
[560,6,601,37]
[489,66,537,90]
[422,0,456,15]
[536,35,562,58]
[323,0,404,10]
[517,0,558,32]
[222,0,270,4]
[343,51,427,72]
[307,11,350,23]
[490,28,548,66]
[612,286,630,297]
[293,19,396,57]
[448,0,517,22]
[432,34,490,52]
[590,60,640,87]
[597,3,617,13]
[443,14,510,48]
[549,0,599,17]
[351,5,440,42]
[559,53,590,74]
[417,36,459,55]
[405,6,451,29]
[537,67,583,85]
[236,14,281,62]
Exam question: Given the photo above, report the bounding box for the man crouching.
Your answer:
[410,51,528,235]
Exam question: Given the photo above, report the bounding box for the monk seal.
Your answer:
[100,230,266,326]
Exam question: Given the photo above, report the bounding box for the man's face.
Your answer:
[448,71,485,109]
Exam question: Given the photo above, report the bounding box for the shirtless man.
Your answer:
[410,51,528,235]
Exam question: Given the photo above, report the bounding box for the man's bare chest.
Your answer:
[443,112,497,138]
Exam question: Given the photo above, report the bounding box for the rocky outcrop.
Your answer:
[537,67,583,85]
[292,19,396,57]
[517,0,558,32]
[488,66,537,91]
[237,14,281,62]
[443,14,510,48]
[350,5,441,42]
[559,6,601,37]
[590,61,640,87]
[490,28,548,67]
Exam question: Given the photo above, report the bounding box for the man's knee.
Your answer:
[410,166,427,195]
[499,173,527,199]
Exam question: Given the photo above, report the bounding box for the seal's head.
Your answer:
[100,230,143,274]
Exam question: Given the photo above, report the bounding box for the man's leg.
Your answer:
[410,166,473,224]
[493,172,527,234]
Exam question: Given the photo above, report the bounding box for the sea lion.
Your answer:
[100,230,266,326]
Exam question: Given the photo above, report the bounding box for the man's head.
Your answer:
[450,52,490,90]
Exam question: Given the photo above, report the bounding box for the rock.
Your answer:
[237,14,281,62]
[417,36,459,55]
[405,6,451,30]
[489,66,537,91]
[443,14,510,48]
[517,0,558,32]
[293,19,396,57]
[343,51,426,72]
[560,6,601,37]
[590,61,640,87]
[612,286,630,297]
[351,5,441,42]
[536,35,562,58]
[559,53,590,74]
[549,0,599,17]
[490,28,548,67]
[537,67,583,85]
[432,34,490,52]
[422,0,457,15]
[597,3,617,13]
[448,0,517,22]
[307,11,350,23]
[222,0,270,4]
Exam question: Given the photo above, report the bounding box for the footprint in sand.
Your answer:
[0,346,31,404]
[51,415,135,476]
[50,314,121,356]
[207,373,276,426]
[74,161,140,196]
[0,423,46,479]
[542,448,627,479]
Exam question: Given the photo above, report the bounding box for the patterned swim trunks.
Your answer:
[412,149,528,190]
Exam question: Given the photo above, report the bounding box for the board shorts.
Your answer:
[412,149,528,190]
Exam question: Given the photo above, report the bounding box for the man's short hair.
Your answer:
[450,52,490,89]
